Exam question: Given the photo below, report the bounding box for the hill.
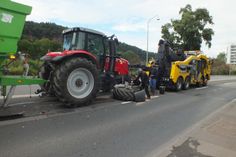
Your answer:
[18,21,155,64]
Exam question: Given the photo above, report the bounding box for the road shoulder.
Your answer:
[157,98,236,157]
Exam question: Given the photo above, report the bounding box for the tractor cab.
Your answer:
[62,27,106,58]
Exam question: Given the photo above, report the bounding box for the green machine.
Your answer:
[0,0,45,107]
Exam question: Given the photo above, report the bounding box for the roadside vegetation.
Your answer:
[211,53,236,75]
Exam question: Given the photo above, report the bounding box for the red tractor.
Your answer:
[40,27,129,107]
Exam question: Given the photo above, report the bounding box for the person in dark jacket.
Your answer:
[135,68,151,99]
[149,61,158,95]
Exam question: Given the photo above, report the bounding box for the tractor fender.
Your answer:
[47,50,99,68]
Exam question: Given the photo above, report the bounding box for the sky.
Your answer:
[14,0,236,57]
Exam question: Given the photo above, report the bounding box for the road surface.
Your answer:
[0,76,236,157]
[3,75,236,97]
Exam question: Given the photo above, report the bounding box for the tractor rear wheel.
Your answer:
[53,58,98,107]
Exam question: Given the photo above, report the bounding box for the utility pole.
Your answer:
[146,15,160,65]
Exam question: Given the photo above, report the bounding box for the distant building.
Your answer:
[227,44,236,64]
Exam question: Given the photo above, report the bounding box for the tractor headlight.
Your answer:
[9,54,16,60]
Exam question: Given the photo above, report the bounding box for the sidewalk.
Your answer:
[158,99,236,157]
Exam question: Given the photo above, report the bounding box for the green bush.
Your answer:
[230,70,236,75]
[7,59,42,76]
[211,58,230,75]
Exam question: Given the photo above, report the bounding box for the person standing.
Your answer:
[149,61,158,95]
[135,68,151,99]
[18,51,29,76]
[22,53,29,76]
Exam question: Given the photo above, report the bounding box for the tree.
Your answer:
[33,38,52,59]
[18,39,33,54]
[121,50,141,65]
[216,52,226,63]
[23,21,65,41]
[211,52,229,75]
[118,42,155,63]
[161,4,214,50]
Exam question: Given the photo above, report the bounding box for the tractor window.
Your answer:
[63,32,85,51]
[87,34,104,57]
[77,32,86,50]
[63,33,73,50]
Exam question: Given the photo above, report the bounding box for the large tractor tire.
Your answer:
[39,63,55,96]
[113,86,135,101]
[134,89,146,102]
[53,58,98,107]
[113,85,145,102]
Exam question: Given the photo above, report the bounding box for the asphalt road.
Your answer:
[3,75,236,97]
[0,76,236,157]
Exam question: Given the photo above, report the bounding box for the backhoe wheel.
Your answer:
[183,76,190,90]
[196,77,204,87]
[175,77,183,91]
[53,58,98,107]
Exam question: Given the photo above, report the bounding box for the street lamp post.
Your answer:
[146,15,160,64]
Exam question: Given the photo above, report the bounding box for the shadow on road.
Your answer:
[166,137,214,157]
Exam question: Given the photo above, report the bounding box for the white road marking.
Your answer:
[121,101,132,105]
[136,96,159,106]
[195,86,208,90]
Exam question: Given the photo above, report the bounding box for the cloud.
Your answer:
[14,0,111,23]
[112,19,146,32]
[14,0,236,57]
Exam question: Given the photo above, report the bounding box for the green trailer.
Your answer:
[0,0,45,107]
